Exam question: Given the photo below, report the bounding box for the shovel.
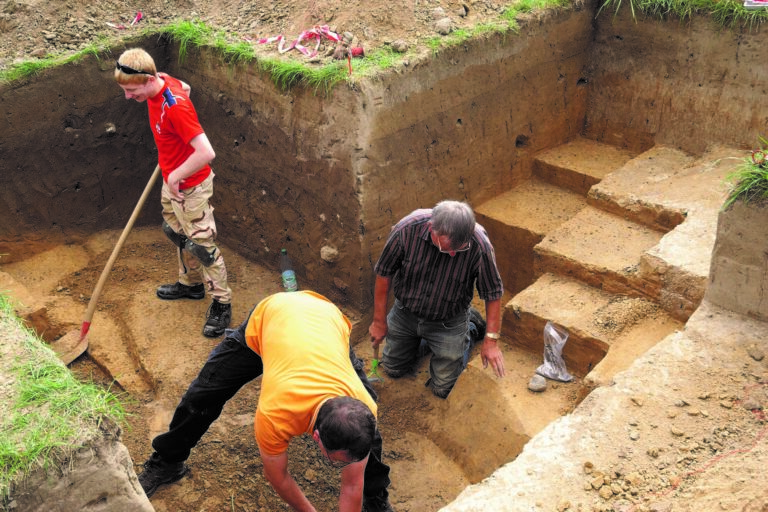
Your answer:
[367,344,385,384]
[50,164,161,364]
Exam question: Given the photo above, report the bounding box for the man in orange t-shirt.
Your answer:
[138,291,393,512]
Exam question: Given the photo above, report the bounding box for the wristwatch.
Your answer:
[485,332,500,340]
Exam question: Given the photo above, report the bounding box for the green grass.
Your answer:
[723,137,768,209]
[0,293,126,503]
[0,39,108,83]
[2,0,767,90]
[599,0,768,27]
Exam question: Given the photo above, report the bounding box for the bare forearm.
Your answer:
[372,275,391,324]
[484,299,501,337]
[269,474,315,512]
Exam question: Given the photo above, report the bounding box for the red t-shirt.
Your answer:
[147,75,211,188]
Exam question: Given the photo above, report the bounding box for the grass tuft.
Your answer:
[723,136,768,209]
[599,0,768,28]
[0,293,126,502]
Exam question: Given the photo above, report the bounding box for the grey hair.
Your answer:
[431,200,476,247]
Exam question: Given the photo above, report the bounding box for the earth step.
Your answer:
[587,145,696,230]
[533,137,638,195]
[475,178,587,296]
[533,206,666,301]
[589,145,744,321]
[505,272,679,377]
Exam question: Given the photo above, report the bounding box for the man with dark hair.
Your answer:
[114,47,232,337]
[138,291,393,512]
[369,200,506,398]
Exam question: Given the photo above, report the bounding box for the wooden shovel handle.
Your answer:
[82,164,162,328]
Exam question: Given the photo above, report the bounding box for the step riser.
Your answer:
[587,191,686,232]
[533,160,599,196]
[476,214,544,297]
[505,311,608,376]
[534,250,662,303]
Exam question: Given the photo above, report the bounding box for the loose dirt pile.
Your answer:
[0,0,508,69]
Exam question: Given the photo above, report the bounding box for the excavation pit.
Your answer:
[2,2,768,511]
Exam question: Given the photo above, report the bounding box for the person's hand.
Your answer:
[166,171,184,201]
[368,320,387,349]
[481,339,505,378]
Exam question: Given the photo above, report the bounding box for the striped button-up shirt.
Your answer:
[374,209,503,321]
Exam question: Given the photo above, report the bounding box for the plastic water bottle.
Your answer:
[279,248,298,292]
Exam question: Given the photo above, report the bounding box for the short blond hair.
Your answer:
[114,48,158,85]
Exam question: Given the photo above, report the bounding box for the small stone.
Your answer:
[391,39,409,53]
[649,501,673,512]
[598,485,614,499]
[686,408,701,416]
[432,7,447,19]
[528,374,547,392]
[583,461,594,474]
[742,399,762,411]
[556,499,571,511]
[320,245,339,263]
[747,345,765,361]
[630,396,644,407]
[303,468,317,482]
[720,400,733,409]
[647,447,660,458]
[629,431,640,441]
[434,17,453,35]
[670,427,685,437]
[625,472,644,486]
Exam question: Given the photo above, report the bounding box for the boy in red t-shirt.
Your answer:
[115,48,232,337]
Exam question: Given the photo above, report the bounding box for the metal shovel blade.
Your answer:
[49,329,88,365]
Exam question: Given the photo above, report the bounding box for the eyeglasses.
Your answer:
[432,231,471,254]
[115,61,152,76]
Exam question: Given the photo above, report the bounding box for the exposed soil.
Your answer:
[2,228,580,511]
[4,1,768,511]
[0,0,506,70]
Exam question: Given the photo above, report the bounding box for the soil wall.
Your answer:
[585,9,768,154]
[0,6,594,310]
[707,200,768,320]
[357,7,593,288]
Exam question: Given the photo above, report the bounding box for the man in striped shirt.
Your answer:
[368,200,506,398]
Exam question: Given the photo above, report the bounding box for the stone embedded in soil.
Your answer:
[528,374,547,392]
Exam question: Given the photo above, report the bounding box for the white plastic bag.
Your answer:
[535,321,573,382]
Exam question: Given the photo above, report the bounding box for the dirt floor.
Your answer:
[4,1,768,511]
[1,227,581,511]
[0,2,584,510]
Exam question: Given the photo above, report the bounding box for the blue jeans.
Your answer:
[151,335,391,500]
[383,300,471,396]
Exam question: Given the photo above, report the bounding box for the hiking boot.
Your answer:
[363,492,395,512]
[468,307,486,341]
[156,282,205,300]
[138,453,189,498]
[382,363,411,379]
[425,377,452,399]
[203,299,231,338]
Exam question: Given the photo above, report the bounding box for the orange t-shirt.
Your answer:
[245,291,377,456]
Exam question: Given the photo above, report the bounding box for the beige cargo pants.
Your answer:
[160,172,232,304]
